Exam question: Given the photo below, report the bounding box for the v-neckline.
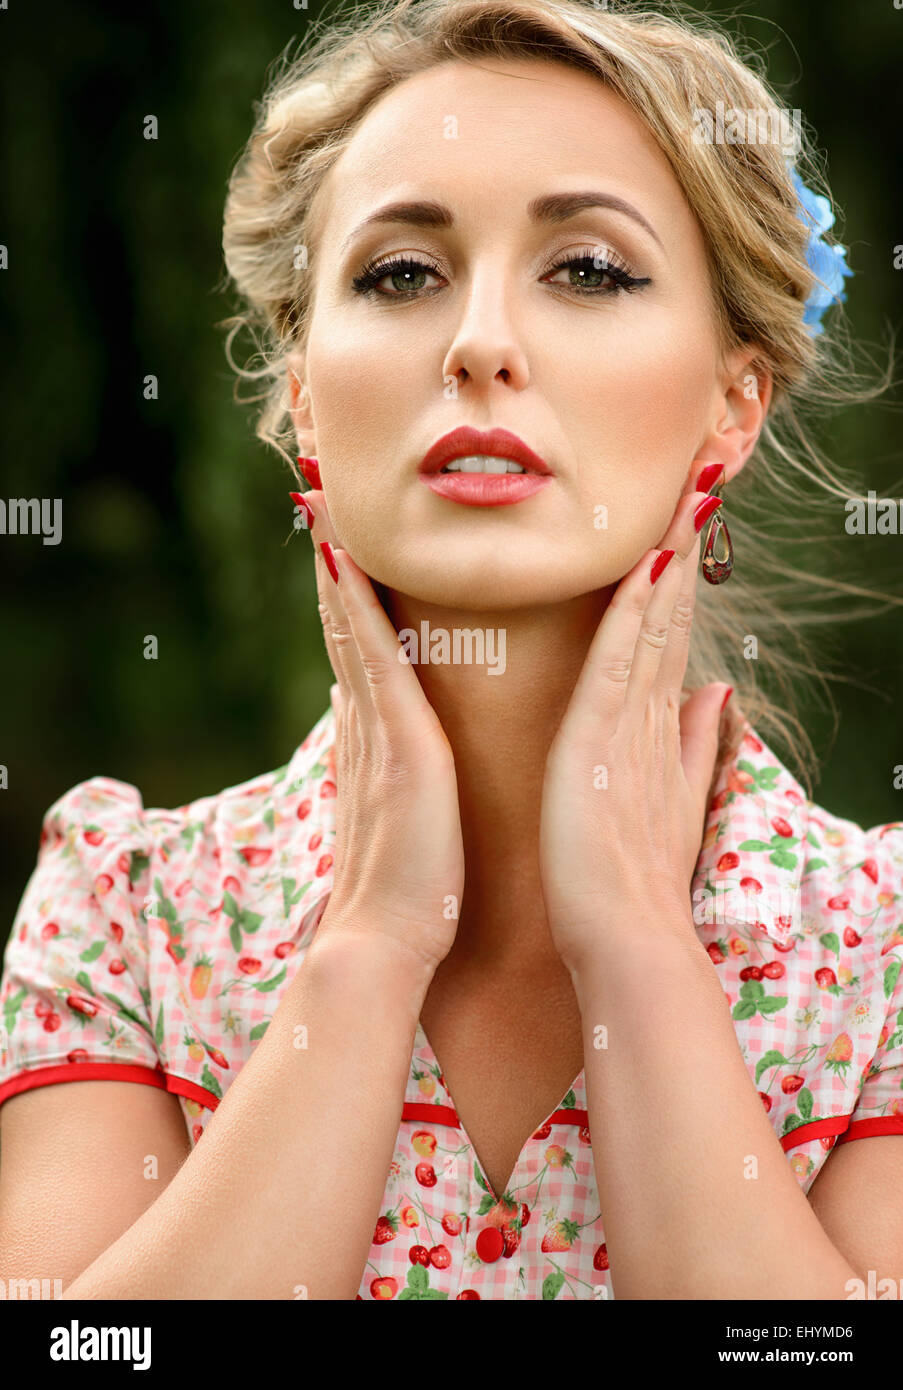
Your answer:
[413,1014,587,1203]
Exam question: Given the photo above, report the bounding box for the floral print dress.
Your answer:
[1,707,902,1299]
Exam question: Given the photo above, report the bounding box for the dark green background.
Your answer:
[1,0,901,941]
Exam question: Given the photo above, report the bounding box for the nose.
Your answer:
[441,262,530,395]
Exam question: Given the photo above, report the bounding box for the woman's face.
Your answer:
[293,57,752,609]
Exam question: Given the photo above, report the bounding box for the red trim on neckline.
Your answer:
[0,1062,221,1111]
[401,1101,589,1130]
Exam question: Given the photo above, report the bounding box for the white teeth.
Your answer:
[441,455,527,474]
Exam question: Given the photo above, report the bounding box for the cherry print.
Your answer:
[66,995,98,1016]
[4,708,902,1305]
[476,1228,504,1263]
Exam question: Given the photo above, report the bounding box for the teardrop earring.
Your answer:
[700,480,734,584]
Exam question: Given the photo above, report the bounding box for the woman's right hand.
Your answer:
[296,489,465,974]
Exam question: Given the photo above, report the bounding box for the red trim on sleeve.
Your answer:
[0,1062,221,1112]
[780,1112,903,1151]
[779,1115,850,1151]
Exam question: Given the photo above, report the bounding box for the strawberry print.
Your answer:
[825,1033,854,1077]
[2,708,903,1298]
[190,955,213,1000]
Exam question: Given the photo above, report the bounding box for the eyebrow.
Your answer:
[339,189,664,256]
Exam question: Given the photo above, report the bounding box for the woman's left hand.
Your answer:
[538,483,732,979]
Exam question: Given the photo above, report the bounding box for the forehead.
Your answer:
[315,57,693,249]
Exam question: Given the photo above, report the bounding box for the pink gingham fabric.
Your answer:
[1,707,902,1300]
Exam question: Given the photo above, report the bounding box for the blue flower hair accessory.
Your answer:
[788,165,854,336]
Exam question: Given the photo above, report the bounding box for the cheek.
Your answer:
[305,319,435,502]
[572,317,715,484]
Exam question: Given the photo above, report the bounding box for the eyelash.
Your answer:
[351,245,652,299]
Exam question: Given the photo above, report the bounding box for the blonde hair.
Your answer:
[219,0,900,794]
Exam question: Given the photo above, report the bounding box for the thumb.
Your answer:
[680,683,732,806]
[329,682,342,720]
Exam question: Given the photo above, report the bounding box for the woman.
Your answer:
[1,0,901,1302]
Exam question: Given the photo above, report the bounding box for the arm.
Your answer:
[571,923,860,1300]
[62,926,434,1300]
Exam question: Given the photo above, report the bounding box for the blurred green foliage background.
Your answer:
[1,0,901,941]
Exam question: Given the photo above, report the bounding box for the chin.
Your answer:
[361,558,611,612]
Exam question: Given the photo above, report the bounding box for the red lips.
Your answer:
[418,426,551,476]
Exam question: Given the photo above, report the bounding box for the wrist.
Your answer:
[306,919,439,1007]
[564,899,707,992]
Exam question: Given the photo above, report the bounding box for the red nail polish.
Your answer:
[721,685,734,711]
[297,456,321,489]
[319,540,339,583]
[694,494,721,532]
[289,492,314,529]
[697,463,725,494]
[650,549,675,584]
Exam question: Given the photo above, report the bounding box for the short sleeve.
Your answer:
[837,826,903,1144]
[0,777,163,1110]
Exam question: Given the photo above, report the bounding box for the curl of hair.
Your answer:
[218,0,901,794]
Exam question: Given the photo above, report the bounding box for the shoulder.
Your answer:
[692,716,903,1188]
[1,707,339,1122]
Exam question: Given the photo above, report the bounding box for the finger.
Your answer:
[625,487,715,711]
[657,464,725,699]
[656,526,701,704]
[570,545,663,728]
[325,544,440,734]
[302,491,434,732]
[303,490,357,701]
[679,682,727,809]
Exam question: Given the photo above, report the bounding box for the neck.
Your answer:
[382,585,615,971]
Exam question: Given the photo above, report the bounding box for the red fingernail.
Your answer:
[721,685,733,711]
[697,463,725,494]
[650,549,675,584]
[694,494,721,532]
[319,540,339,583]
[289,492,314,530]
[297,456,321,489]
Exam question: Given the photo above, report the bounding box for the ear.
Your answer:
[286,348,316,455]
[697,347,773,487]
